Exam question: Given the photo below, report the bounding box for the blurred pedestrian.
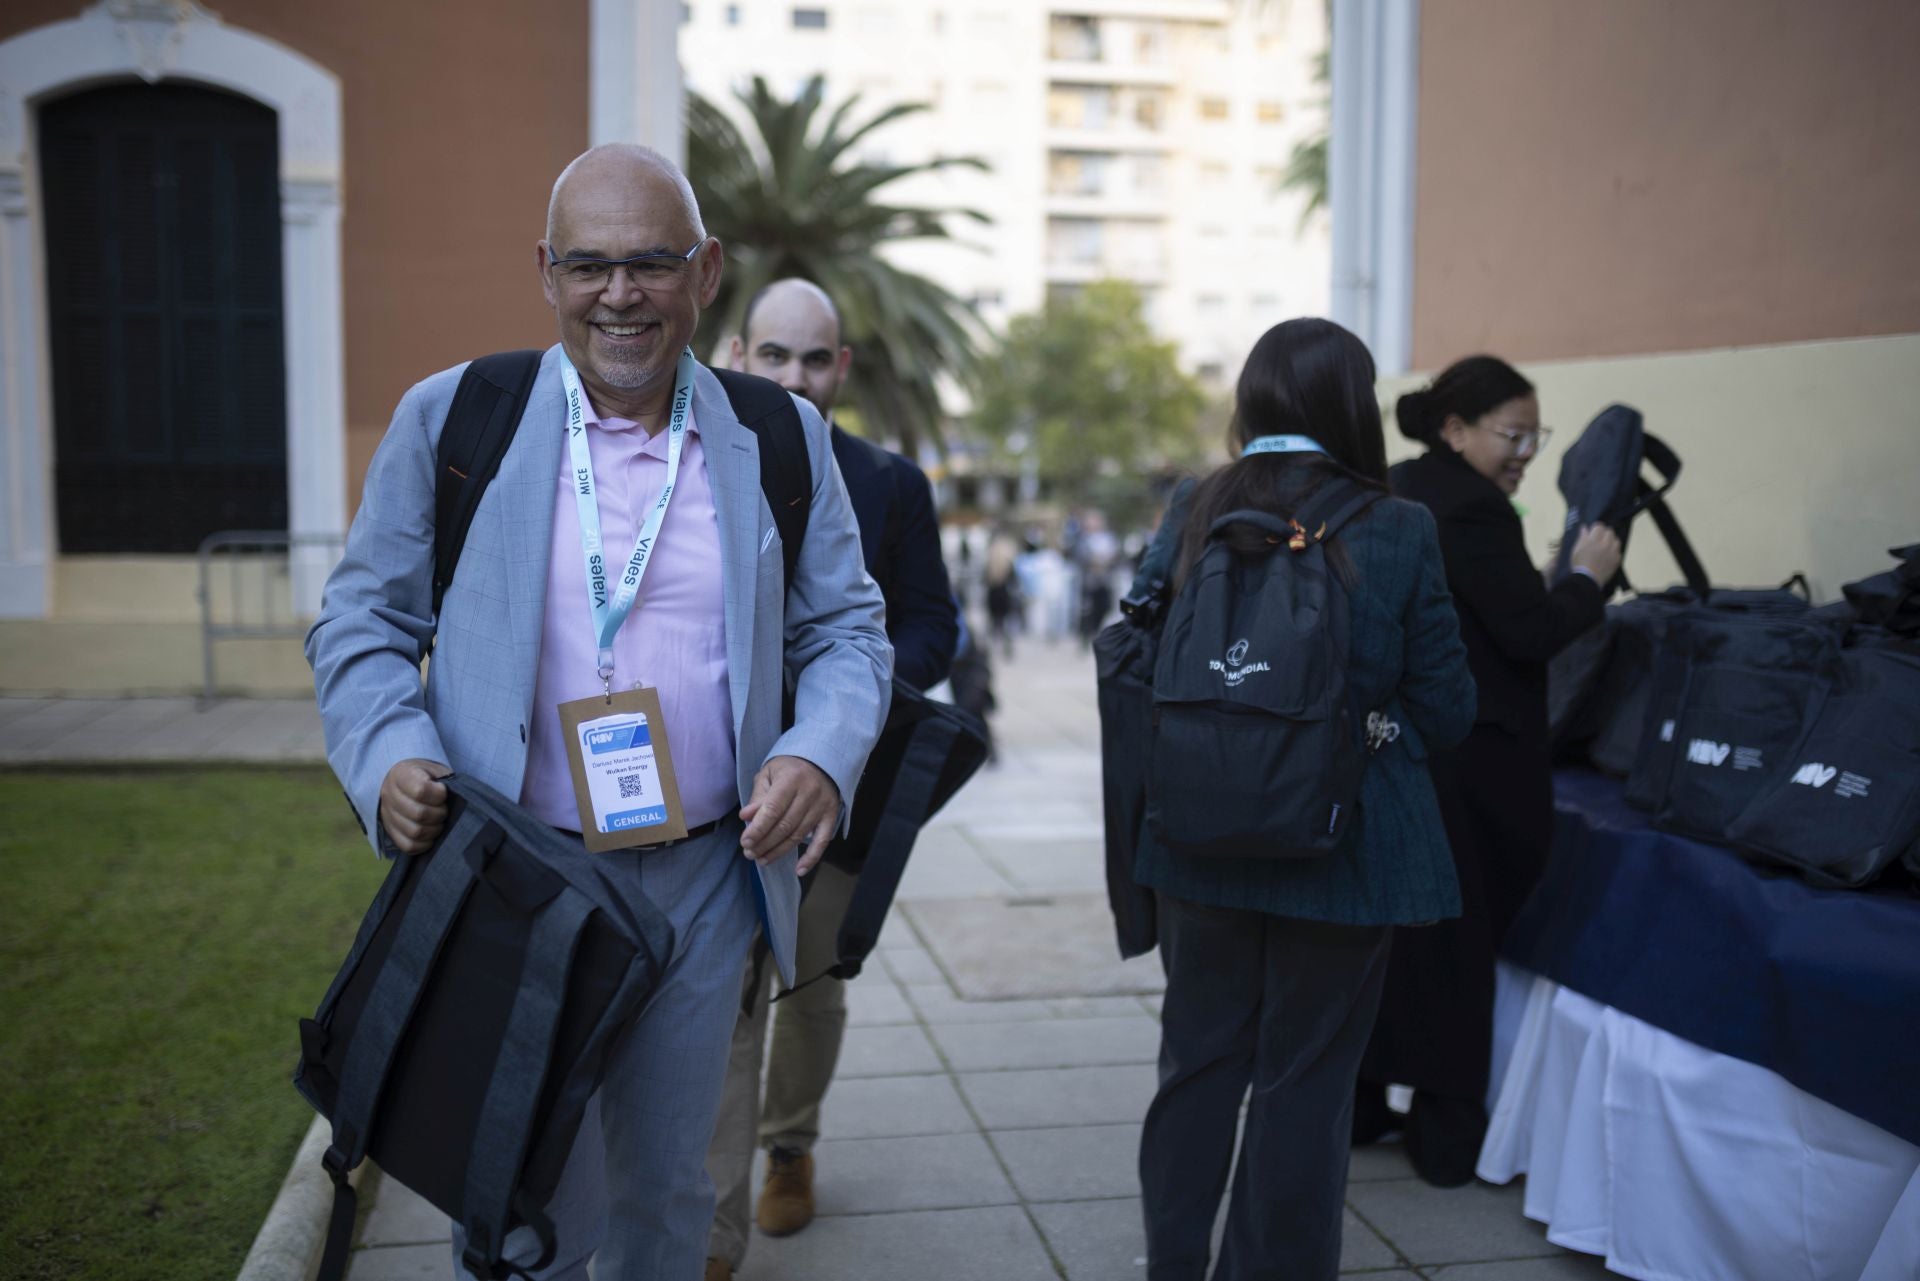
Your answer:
[984,526,1024,657]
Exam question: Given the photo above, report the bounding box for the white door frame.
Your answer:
[0,1,344,618]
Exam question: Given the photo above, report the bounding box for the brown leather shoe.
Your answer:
[703,1259,732,1281]
[755,1146,815,1236]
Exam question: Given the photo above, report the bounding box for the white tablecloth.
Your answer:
[1478,962,1920,1281]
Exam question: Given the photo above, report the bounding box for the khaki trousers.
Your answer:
[705,861,857,1268]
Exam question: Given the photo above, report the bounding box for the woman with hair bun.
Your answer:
[1356,355,1622,1187]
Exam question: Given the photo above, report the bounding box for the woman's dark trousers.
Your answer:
[1140,894,1390,1281]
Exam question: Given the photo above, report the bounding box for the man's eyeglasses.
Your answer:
[547,240,706,291]
[1474,422,1553,457]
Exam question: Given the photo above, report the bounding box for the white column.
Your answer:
[1329,0,1419,375]
[281,177,347,615]
[591,0,684,162]
[0,165,52,618]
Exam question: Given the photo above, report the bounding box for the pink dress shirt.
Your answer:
[520,397,737,831]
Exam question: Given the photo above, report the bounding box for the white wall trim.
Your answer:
[0,1,344,618]
[1329,0,1419,376]
[591,0,683,163]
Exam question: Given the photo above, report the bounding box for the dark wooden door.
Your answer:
[39,82,287,553]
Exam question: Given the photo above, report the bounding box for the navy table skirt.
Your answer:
[1503,770,1920,1146]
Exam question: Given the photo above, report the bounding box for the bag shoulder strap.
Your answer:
[711,366,812,590]
[1296,477,1382,541]
[433,350,544,617]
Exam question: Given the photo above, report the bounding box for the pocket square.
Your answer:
[760,526,778,554]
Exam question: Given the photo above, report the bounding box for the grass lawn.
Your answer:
[0,768,386,1281]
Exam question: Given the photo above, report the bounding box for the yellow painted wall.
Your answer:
[1382,333,1920,603]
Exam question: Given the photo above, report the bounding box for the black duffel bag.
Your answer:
[1555,585,1813,779]
[1725,648,1920,888]
[1628,606,1844,835]
[813,679,989,981]
[297,776,676,1281]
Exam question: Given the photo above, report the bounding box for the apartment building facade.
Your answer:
[678,0,1330,385]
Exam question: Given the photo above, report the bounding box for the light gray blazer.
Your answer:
[306,346,893,982]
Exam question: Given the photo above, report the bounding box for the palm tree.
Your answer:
[686,76,988,458]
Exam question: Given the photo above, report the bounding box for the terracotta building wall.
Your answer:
[1411,0,1920,368]
[2,1,588,506]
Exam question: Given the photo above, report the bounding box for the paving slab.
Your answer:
[343,1242,447,1281]
[906,893,1166,999]
[834,1023,944,1078]
[892,828,1017,899]
[806,1132,1017,1214]
[904,983,1061,1025]
[844,977,917,1026]
[1347,1178,1564,1267]
[1425,1256,1617,1279]
[736,1205,1058,1281]
[818,1073,977,1141]
[958,1063,1158,1130]
[357,1176,450,1248]
[929,1014,1162,1072]
[877,946,949,985]
[1028,1197,1150,1280]
[991,1122,1143,1201]
[0,697,54,728]
[1348,1142,1418,1183]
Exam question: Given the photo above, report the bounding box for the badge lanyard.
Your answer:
[1242,434,1327,457]
[560,346,696,695]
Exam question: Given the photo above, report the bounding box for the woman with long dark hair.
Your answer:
[1356,355,1621,1186]
[1134,319,1475,1280]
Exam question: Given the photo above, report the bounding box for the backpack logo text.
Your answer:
[1208,637,1271,687]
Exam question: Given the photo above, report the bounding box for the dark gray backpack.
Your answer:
[1146,482,1380,860]
[296,776,675,1281]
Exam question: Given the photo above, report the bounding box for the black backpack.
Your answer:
[297,776,676,1281]
[431,350,811,618]
[1547,403,1708,596]
[1145,482,1382,860]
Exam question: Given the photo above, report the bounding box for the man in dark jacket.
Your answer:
[704,279,957,1281]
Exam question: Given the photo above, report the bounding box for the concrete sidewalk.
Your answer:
[1,643,1611,1279]
[335,641,1609,1281]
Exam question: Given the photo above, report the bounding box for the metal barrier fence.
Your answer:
[197,530,344,701]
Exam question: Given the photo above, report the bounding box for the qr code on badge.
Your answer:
[618,773,645,800]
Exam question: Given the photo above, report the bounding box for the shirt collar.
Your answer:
[583,395,700,443]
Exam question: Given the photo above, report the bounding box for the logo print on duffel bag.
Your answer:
[1789,761,1872,798]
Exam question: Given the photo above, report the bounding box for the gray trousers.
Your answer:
[1139,894,1390,1281]
[705,862,856,1268]
[451,819,760,1281]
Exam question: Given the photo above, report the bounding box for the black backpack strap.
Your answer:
[710,366,812,590]
[1299,480,1383,540]
[434,350,544,617]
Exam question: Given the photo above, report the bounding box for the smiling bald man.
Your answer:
[307,146,892,1281]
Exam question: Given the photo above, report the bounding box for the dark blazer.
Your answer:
[1134,492,1478,926]
[1390,449,1603,746]
[831,426,958,692]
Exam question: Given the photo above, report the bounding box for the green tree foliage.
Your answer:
[686,75,987,456]
[971,281,1205,502]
